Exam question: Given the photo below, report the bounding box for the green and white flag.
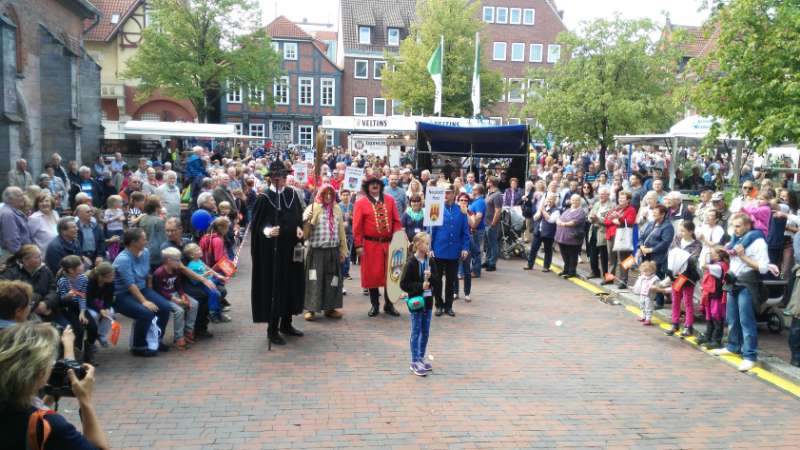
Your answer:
[471,32,480,117]
[427,35,443,115]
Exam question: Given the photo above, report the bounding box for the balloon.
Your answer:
[191,209,213,232]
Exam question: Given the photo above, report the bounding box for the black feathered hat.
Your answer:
[361,175,384,193]
[268,160,292,177]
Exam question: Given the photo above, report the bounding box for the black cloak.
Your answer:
[250,188,305,323]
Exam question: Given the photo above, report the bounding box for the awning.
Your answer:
[321,115,496,133]
[123,121,238,138]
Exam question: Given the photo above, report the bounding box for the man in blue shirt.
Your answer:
[113,228,172,357]
[431,184,471,317]
[468,185,487,280]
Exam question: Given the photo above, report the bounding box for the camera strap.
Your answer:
[26,409,54,450]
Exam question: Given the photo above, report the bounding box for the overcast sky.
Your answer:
[260,0,711,30]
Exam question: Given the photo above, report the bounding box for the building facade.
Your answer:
[478,0,567,124]
[337,0,416,146]
[84,0,198,149]
[0,0,102,185]
[221,16,342,149]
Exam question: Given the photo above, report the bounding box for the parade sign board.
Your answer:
[424,187,445,227]
[293,162,308,184]
[304,151,315,162]
[385,231,410,305]
[343,167,364,192]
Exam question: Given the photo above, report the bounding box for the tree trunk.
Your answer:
[599,142,607,172]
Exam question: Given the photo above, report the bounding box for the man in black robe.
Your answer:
[251,160,306,346]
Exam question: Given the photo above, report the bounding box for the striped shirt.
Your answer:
[57,274,89,312]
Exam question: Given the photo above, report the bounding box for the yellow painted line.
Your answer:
[531,257,800,398]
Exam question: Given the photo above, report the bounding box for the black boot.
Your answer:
[268,321,286,345]
[664,323,679,336]
[697,320,714,347]
[384,301,400,317]
[709,320,724,348]
[279,317,304,337]
[368,288,380,317]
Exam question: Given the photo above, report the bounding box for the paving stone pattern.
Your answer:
[61,243,800,449]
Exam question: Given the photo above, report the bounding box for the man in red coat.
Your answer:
[353,176,403,317]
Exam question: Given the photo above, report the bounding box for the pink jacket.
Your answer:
[741,204,770,236]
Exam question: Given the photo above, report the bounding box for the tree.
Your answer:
[123,0,282,122]
[690,0,800,152]
[520,16,683,168]
[382,0,502,117]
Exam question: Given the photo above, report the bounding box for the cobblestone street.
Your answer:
[56,241,800,449]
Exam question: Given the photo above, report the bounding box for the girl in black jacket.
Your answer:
[400,232,441,377]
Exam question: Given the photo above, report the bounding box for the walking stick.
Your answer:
[268,178,280,351]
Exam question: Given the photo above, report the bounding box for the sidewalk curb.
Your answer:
[522,252,800,394]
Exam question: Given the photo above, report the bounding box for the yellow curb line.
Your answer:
[533,257,800,398]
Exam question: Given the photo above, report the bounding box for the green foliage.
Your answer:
[520,15,683,167]
[123,0,283,122]
[690,0,800,153]
[382,0,503,117]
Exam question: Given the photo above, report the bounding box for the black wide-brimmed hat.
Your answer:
[361,175,384,192]
[268,160,292,177]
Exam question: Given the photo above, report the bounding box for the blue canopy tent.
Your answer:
[415,123,530,182]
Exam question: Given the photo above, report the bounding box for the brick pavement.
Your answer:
[61,242,800,449]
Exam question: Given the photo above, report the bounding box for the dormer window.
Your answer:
[359,26,371,45]
[111,13,120,24]
[387,27,400,46]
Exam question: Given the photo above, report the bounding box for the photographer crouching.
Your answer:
[0,322,110,449]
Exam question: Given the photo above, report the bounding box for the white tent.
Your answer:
[669,115,742,141]
[122,121,259,139]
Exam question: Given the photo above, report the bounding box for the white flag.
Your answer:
[427,35,444,115]
[471,32,480,117]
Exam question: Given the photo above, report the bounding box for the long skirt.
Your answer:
[304,246,344,312]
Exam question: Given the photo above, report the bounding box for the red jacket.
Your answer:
[604,205,636,239]
[353,194,402,247]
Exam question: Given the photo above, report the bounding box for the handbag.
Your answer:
[406,295,425,312]
[612,225,634,252]
[213,257,237,277]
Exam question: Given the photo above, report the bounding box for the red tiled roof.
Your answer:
[265,15,313,40]
[84,0,142,42]
[669,24,711,58]
[313,31,338,41]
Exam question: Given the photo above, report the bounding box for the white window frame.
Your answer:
[274,76,290,105]
[511,43,525,62]
[283,42,298,60]
[229,122,243,135]
[507,78,524,103]
[498,79,506,102]
[496,7,508,24]
[226,81,241,104]
[482,6,494,23]
[359,26,371,45]
[489,116,502,125]
[271,41,280,52]
[353,97,368,116]
[507,117,521,125]
[325,129,334,147]
[354,59,368,79]
[510,8,521,25]
[391,99,404,116]
[492,42,507,61]
[249,86,264,103]
[298,77,314,106]
[298,125,314,147]
[547,44,561,63]
[529,44,543,62]
[249,123,266,145]
[387,28,400,46]
[320,78,335,107]
[373,98,386,116]
[373,61,386,80]
[523,9,535,25]
[140,112,160,121]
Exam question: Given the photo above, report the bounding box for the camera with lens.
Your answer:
[43,358,86,398]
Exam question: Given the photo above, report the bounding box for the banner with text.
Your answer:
[343,167,365,192]
[424,187,445,227]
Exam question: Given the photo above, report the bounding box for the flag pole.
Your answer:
[438,34,444,117]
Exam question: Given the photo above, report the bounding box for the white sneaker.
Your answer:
[737,359,756,371]
[464,295,471,303]
[710,348,733,356]
[342,288,347,295]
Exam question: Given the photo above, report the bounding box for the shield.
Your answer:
[385,231,410,304]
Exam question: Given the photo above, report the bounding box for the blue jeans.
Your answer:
[471,229,485,278]
[726,286,759,361]
[527,235,554,269]
[115,287,172,350]
[410,308,432,363]
[484,225,499,268]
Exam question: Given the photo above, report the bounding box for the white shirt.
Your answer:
[729,237,770,277]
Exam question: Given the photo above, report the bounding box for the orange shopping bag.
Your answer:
[672,274,688,291]
[110,321,121,346]
[620,255,636,270]
[213,258,237,278]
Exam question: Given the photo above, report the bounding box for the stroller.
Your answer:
[499,206,527,259]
